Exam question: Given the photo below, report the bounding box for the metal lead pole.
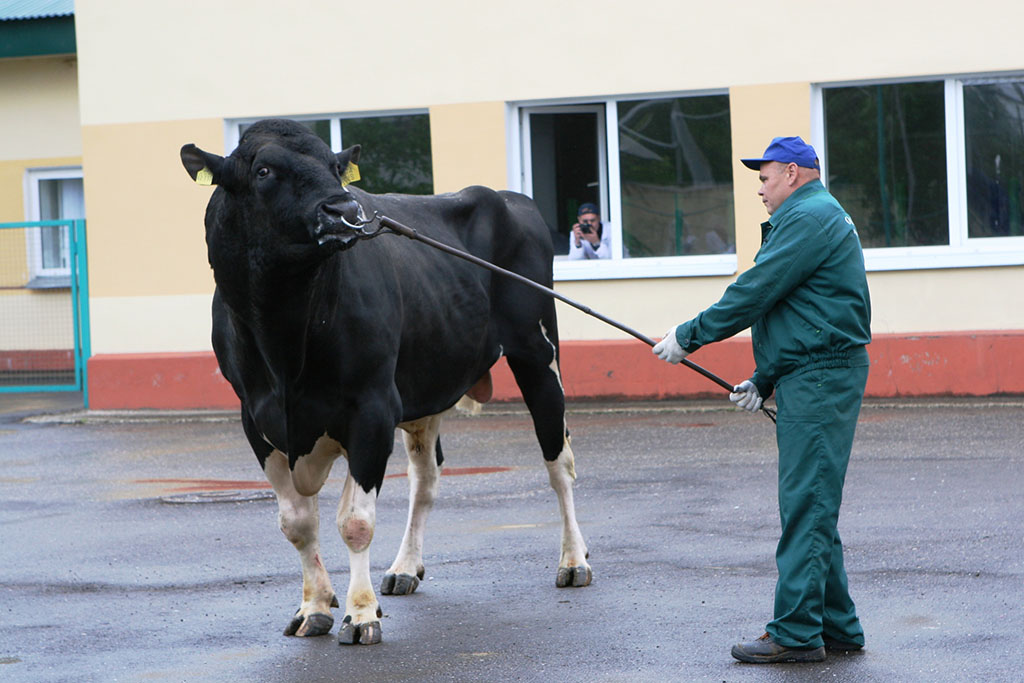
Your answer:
[377,215,777,423]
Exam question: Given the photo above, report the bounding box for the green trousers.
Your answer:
[766,363,869,649]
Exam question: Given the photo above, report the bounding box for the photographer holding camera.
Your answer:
[568,203,611,260]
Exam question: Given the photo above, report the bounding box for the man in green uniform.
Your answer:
[652,136,871,663]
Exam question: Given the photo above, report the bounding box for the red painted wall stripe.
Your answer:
[87,331,1024,410]
[0,349,74,371]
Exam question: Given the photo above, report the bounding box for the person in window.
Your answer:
[652,136,871,664]
[567,203,611,260]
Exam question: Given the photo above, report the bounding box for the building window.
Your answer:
[815,74,1024,270]
[964,79,1024,239]
[233,112,433,195]
[25,167,84,287]
[515,92,736,281]
[823,82,948,249]
[618,96,734,259]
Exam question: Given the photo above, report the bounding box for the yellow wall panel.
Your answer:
[728,83,812,273]
[429,102,508,193]
[81,119,223,298]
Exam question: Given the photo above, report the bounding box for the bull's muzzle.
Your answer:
[314,196,366,247]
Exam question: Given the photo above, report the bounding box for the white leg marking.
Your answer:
[265,450,338,636]
[336,472,381,643]
[538,320,591,586]
[546,439,591,585]
[538,321,565,392]
[386,415,443,590]
[291,433,342,497]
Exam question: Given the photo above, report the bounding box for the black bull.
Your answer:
[180,118,591,645]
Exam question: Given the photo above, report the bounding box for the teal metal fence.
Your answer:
[0,219,90,406]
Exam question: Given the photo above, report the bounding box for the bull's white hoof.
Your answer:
[556,565,592,588]
[337,617,382,645]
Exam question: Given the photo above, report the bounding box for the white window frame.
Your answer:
[811,73,1024,271]
[24,166,83,282]
[508,92,738,282]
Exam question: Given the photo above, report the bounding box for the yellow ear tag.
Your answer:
[340,163,360,187]
[195,166,214,186]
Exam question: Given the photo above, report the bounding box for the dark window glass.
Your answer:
[341,115,433,195]
[964,80,1024,238]
[617,96,734,257]
[527,111,601,256]
[824,82,947,248]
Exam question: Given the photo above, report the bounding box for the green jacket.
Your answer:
[674,179,871,398]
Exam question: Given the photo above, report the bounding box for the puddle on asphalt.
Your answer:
[161,490,277,504]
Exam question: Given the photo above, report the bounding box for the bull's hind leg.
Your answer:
[383,415,443,595]
[507,340,592,588]
[264,451,339,637]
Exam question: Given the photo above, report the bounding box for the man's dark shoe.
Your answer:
[823,635,864,652]
[731,633,826,664]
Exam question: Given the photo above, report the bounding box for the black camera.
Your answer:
[579,221,593,235]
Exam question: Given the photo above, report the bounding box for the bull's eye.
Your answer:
[256,166,270,179]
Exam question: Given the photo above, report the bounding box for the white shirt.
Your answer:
[567,223,612,260]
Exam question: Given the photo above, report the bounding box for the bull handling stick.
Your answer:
[375,215,777,423]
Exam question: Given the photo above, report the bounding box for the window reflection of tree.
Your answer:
[618,97,734,258]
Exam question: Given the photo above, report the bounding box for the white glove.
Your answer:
[652,325,688,364]
[729,379,763,413]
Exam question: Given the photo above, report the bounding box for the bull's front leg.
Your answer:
[264,451,339,637]
[383,415,443,596]
[546,437,592,588]
[336,472,383,645]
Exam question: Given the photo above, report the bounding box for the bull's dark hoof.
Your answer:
[381,572,420,595]
[556,565,592,588]
[284,611,334,637]
[337,619,382,645]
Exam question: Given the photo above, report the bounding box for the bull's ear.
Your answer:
[180,143,224,186]
[337,145,361,187]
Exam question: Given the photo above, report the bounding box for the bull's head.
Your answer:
[180,119,366,257]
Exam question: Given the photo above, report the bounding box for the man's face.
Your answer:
[757,161,795,215]
[578,212,599,232]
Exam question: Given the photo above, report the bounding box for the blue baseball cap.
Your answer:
[577,202,600,216]
[741,136,820,170]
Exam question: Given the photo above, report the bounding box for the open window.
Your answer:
[24,167,84,288]
[514,93,737,281]
[520,105,608,258]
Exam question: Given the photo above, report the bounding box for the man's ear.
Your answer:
[180,144,225,186]
[337,145,362,186]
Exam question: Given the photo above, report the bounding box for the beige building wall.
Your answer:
[80,119,222,353]
[74,0,1022,126]
[0,55,81,352]
[0,57,81,161]
[71,0,1024,356]
[429,102,508,193]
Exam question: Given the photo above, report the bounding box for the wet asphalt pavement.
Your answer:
[1,392,1022,682]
